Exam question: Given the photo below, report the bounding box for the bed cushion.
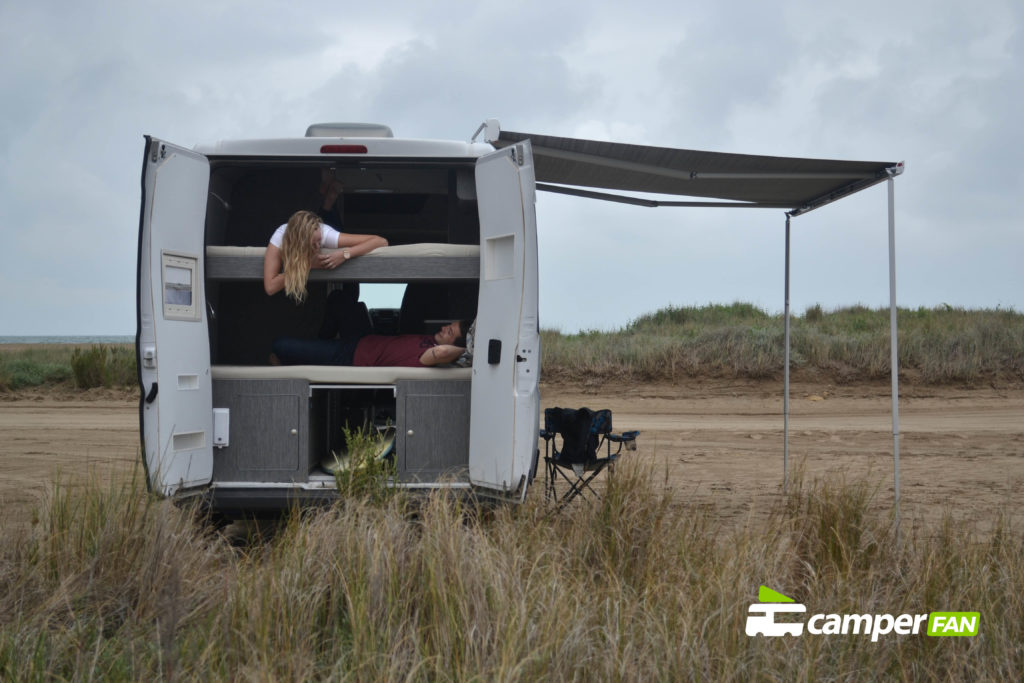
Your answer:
[211,364,471,384]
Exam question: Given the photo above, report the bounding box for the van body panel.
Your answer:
[138,137,214,496]
[195,137,495,158]
[469,142,539,493]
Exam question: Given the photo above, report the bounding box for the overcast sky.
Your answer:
[1,0,1021,335]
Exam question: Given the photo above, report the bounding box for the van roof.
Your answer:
[194,136,495,158]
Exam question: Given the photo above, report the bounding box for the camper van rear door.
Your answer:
[138,137,214,496]
[470,142,540,493]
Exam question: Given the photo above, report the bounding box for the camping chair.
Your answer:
[540,407,639,509]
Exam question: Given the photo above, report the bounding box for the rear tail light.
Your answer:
[320,144,368,154]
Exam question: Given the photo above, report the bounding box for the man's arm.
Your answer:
[419,345,465,366]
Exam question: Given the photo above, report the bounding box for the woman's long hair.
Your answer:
[280,210,321,304]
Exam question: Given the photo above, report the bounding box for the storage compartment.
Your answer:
[212,377,471,485]
[310,385,398,473]
[212,379,311,482]
[306,379,471,484]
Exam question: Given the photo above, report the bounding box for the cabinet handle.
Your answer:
[407,429,414,437]
[290,429,298,436]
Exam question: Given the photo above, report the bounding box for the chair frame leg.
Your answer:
[544,459,611,511]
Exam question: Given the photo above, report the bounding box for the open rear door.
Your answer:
[137,137,213,496]
[469,142,541,498]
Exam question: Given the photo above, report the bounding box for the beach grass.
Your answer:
[542,303,1024,385]
[0,343,133,391]
[0,462,1019,680]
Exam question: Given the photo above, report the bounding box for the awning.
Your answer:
[494,126,906,538]
[495,130,900,216]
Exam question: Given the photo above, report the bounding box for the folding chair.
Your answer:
[539,407,639,509]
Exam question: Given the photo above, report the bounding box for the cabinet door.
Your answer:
[212,379,309,482]
[397,380,471,482]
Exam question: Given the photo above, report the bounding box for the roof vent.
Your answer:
[305,122,394,138]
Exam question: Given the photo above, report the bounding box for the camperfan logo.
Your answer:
[745,586,806,636]
[745,586,979,642]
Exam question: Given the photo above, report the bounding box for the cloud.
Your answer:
[0,0,1021,334]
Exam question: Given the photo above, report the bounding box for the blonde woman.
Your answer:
[262,180,388,302]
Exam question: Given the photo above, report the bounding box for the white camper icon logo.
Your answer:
[745,586,807,637]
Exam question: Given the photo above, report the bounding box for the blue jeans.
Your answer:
[272,336,361,365]
[273,289,371,365]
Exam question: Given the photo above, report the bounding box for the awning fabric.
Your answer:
[496,130,899,215]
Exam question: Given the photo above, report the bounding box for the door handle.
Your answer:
[488,339,501,365]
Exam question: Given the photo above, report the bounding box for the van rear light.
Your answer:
[320,144,368,154]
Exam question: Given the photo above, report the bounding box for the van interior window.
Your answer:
[361,283,406,310]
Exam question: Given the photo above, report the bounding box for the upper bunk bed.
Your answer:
[206,243,480,282]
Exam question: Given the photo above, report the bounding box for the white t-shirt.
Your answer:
[268,222,342,249]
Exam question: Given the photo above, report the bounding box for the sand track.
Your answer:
[2,381,1021,529]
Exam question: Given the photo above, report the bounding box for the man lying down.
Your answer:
[271,290,474,368]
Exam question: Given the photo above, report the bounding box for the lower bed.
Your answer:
[211,364,472,384]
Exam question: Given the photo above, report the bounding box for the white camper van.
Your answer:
[137,121,540,515]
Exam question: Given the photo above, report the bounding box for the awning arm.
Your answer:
[536,183,795,209]
[788,162,905,217]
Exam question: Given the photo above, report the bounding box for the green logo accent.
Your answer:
[758,585,796,603]
[927,612,979,636]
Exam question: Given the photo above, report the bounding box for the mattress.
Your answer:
[211,364,472,384]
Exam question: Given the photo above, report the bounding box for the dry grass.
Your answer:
[542,303,1024,385]
[1,462,1020,680]
[0,343,134,392]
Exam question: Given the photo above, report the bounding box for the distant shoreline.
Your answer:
[0,336,134,345]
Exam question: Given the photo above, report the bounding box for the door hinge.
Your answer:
[150,141,166,163]
[511,144,525,166]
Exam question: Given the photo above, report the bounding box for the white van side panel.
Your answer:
[139,138,213,496]
[470,143,540,493]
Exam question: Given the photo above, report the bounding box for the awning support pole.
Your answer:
[887,173,901,541]
[783,213,792,494]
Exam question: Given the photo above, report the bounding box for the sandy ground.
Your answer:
[1,380,1022,531]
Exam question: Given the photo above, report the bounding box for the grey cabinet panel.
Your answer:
[212,379,309,482]
[396,379,470,482]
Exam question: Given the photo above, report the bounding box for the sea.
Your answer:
[0,336,134,345]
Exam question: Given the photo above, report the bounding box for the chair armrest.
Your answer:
[607,430,639,443]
